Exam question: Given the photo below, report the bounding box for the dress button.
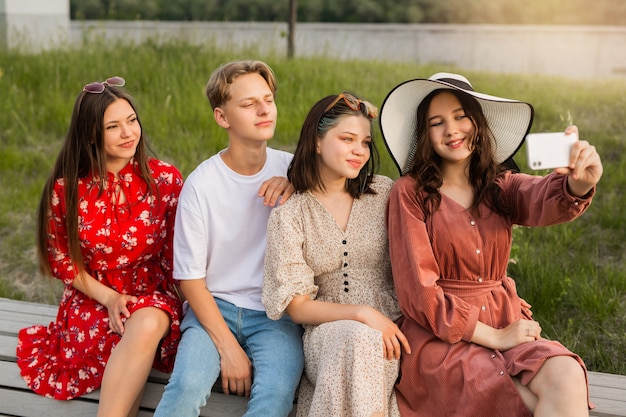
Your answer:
[499,371,504,375]
[491,354,496,359]
[477,277,483,282]
[574,201,579,206]
[344,252,348,256]
[344,281,349,285]
[470,220,476,226]
[481,305,486,311]
[342,240,347,244]
[343,273,348,277]
[476,249,481,254]
[344,288,349,292]
[343,263,348,267]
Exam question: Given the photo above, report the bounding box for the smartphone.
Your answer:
[526,132,578,170]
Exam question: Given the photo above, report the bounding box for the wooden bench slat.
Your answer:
[0,298,58,317]
[0,314,54,336]
[589,375,626,402]
[0,357,248,417]
[589,371,626,390]
[590,398,626,417]
[0,297,623,417]
[0,389,100,417]
[0,333,18,362]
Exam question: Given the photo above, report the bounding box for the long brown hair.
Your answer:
[36,84,156,278]
[288,93,380,198]
[408,89,511,217]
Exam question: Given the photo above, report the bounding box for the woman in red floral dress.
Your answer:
[16,77,183,417]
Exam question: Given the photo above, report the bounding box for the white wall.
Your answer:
[70,21,626,80]
[0,0,69,50]
[1,3,625,80]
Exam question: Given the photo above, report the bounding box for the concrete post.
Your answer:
[0,0,69,50]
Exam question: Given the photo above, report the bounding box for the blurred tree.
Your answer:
[112,0,159,19]
[68,0,626,25]
[71,0,105,20]
[155,0,219,20]
[219,0,288,21]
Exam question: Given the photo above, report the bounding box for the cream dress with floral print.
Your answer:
[263,175,401,417]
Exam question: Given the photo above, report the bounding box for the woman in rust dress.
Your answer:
[379,73,602,416]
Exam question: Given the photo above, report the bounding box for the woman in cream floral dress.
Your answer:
[263,93,410,417]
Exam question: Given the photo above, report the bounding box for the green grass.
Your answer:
[1,38,624,375]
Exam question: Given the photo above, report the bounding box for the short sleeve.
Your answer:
[262,199,318,320]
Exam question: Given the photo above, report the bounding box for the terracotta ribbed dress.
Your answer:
[386,171,594,417]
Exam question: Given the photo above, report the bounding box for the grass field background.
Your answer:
[0,38,624,374]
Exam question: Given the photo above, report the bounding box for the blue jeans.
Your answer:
[154,298,304,417]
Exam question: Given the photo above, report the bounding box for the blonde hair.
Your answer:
[205,60,277,109]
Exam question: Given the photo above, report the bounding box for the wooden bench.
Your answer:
[1,296,625,417]
[0,297,252,417]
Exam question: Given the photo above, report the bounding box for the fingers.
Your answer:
[523,321,542,340]
[554,126,603,196]
[570,141,601,180]
[383,330,412,360]
[258,177,295,206]
[109,294,137,335]
[398,331,412,355]
[109,314,125,335]
[564,124,578,137]
[383,338,395,360]
[565,140,603,196]
[224,376,252,397]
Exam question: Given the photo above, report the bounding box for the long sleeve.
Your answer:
[502,171,594,226]
[386,176,480,343]
[155,162,183,279]
[47,179,77,285]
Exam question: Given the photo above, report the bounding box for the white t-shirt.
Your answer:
[173,147,293,311]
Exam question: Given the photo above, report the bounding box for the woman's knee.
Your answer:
[532,356,587,396]
[125,307,170,342]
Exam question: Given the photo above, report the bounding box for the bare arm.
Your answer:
[71,271,137,335]
[287,295,411,359]
[471,319,542,351]
[179,279,252,397]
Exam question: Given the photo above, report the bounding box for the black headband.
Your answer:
[438,78,474,91]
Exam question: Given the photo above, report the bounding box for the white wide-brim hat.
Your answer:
[379,72,534,175]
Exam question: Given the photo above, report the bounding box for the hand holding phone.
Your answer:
[526,132,578,170]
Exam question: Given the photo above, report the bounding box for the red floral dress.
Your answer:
[16,158,183,400]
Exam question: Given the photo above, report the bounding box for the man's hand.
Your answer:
[219,343,253,397]
[258,176,295,206]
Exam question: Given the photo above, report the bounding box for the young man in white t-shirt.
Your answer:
[154,60,304,417]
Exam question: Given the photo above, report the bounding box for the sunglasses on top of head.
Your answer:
[324,93,378,119]
[83,76,126,94]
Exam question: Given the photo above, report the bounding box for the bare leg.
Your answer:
[513,376,538,414]
[126,386,144,417]
[97,307,170,417]
[527,356,589,417]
